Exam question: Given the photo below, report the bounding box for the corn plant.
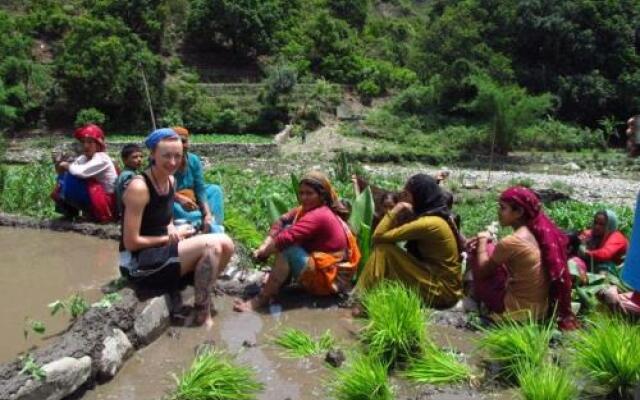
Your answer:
[478,317,553,383]
[571,315,640,397]
[171,349,263,400]
[517,363,578,400]
[273,328,335,358]
[330,354,393,400]
[360,281,429,368]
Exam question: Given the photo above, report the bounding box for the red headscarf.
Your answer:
[74,124,106,152]
[499,187,579,330]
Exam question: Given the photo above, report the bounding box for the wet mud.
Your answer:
[0,227,118,363]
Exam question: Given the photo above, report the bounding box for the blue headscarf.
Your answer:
[144,128,178,150]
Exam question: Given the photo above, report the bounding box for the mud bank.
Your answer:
[0,213,120,240]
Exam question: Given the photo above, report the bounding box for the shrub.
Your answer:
[517,118,601,151]
[571,315,640,397]
[478,318,553,383]
[171,349,263,400]
[330,354,393,400]
[360,281,429,367]
[517,363,578,400]
[75,107,106,127]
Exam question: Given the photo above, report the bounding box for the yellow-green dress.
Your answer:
[356,210,462,308]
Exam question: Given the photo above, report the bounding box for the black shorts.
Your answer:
[120,244,181,289]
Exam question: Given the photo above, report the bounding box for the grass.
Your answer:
[516,363,578,400]
[273,328,334,358]
[171,349,263,400]
[403,343,473,385]
[107,133,273,144]
[360,281,429,368]
[330,354,393,400]
[570,315,640,397]
[478,317,554,383]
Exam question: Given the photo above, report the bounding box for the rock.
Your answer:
[97,329,133,379]
[134,295,171,346]
[13,356,91,400]
[325,349,345,368]
[562,162,581,171]
[241,340,256,348]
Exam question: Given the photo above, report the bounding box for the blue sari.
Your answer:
[622,191,640,291]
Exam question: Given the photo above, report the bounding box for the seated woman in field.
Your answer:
[356,174,463,309]
[171,127,224,233]
[578,210,628,274]
[233,171,360,312]
[470,187,578,330]
[119,128,234,327]
[599,191,640,317]
[51,124,118,223]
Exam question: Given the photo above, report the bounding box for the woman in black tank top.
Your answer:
[120,129,235,327]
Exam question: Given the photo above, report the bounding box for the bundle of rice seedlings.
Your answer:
[517,363,578,400]
[172,349,263,400]
[360,281,429,367]
[478,317,553,382]
[274,328,335,358]
[403,343,473,385]
[331,354,393,400]
[571,315,640,396]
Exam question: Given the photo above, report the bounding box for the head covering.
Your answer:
[499,186,578,330]
[404,174,464,260]
[405,174,449,217]
[604,209,618,233]
[588,209,619,250]
[173,126,189,139]
[74,124,106,152]
[299,170,349,220]
[144,128,179,150]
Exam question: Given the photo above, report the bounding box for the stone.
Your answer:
[134,295,170,346]
[97,329,133,379]
[194,340,216,356]
[562,162,581,171]
[241,340,256,348]
[13,356,91,400]
[325,349,345,368]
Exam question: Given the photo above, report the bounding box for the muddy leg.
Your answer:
[234,252,290,312]
[193,244,221,328]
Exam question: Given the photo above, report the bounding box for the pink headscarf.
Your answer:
[500,187,578,330]
[74,124,106,152]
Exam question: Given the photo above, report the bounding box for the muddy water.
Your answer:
[83,296,358,400]
[0,227,118,363]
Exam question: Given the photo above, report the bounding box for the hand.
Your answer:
[202,214,214,233]
[58,161,70,171]
[177,224,196,239]
[477,231,491,241]
[391,201,413,214]
[252,247,268,262]
[175,193,198,211]
[167,224,181,244]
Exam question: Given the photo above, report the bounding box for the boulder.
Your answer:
[12,356,91,400]
[134,295,170,346]
[97,329,133,379]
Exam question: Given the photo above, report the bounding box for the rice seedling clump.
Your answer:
[360,281,429,367]
[517,363,578,400]
[571,315,640,396]
[403,343,473,385]
[172,349,263,400]
[331,354,393,400]
[478,317,553,382]
[274,328,335,358]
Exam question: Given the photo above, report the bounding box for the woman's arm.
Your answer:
[274,210,321,249]
[586,231,628,262]
[372,203,430,244]
[474,234,499,279]
[68,153,111,179]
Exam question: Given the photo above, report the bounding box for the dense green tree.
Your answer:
[187,0,297,57]
[327,0,369,30]
[55,16,163,127]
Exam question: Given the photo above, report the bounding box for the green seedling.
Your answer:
[274,328,335,358]
[517,363,578,400]
[171,349,263,400]
[48,293,90,319]
[23,318,46,339]
[92,292,122,308]
[19,354,46,381]
[330,353,393,400]
[404,343,473,385]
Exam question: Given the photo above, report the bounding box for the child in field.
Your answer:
[115,144,143,216]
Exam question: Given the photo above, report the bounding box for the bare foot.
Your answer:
[193,306,214,329]
[233,295,268,312]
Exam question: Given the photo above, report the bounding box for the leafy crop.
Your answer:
[273,328,334,358]
[171,349,263,400]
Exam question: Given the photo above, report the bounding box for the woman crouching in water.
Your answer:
[234,171,360,312]
[120,129,234,327]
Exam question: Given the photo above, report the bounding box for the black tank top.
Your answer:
[120,172,174,251]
